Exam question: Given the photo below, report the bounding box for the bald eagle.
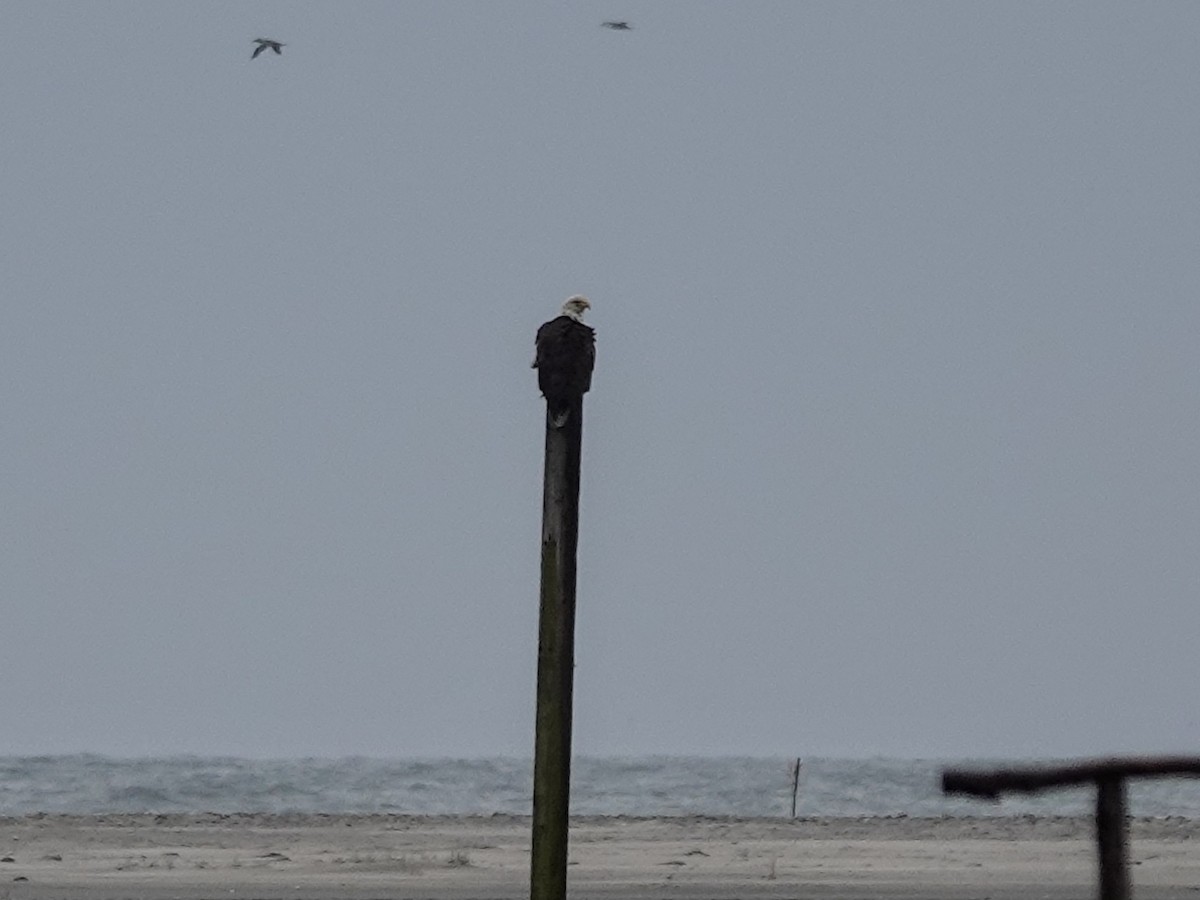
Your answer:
[533,296,595,428]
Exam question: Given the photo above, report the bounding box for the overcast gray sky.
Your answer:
[3,2,1198,760]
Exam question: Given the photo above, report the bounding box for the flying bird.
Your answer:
[533,296,596,428]
[601,21,632,30]
[251,38,285,59]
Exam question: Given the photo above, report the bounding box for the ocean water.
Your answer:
[1,756,1199,818]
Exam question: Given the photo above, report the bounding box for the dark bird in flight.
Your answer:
[601,21,632,31]
[533,296,596,428]
[251,38,285,59]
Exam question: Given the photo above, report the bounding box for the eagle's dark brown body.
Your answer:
[534,314,595,428]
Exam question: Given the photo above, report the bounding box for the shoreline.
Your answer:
[6,810,1199,833]
[1,814,1197,899]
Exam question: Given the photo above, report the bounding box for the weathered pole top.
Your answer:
[943,755,1200,799]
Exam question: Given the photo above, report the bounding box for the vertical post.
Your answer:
[1095,776,1130,900]
[790,758,802,819]
[531,398,584,900]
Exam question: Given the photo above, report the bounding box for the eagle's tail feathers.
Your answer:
[548,406,570,428]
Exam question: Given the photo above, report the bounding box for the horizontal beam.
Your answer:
[943,756,1200,799]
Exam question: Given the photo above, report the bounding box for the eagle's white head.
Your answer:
[562,295,591,322]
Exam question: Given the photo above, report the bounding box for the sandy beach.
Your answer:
[0,814,1197,900]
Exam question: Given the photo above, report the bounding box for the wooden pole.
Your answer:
[941,757,1196,900]
[944,756,1200,797]
[1095,777,1130,900]
[531,397,584,900]
[790,758,802,819]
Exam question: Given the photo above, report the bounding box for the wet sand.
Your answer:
[0,813,1197,899]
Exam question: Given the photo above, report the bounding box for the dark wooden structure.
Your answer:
[530,398,585,900]
[943,756,1200,900]
[790,758,802,819]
